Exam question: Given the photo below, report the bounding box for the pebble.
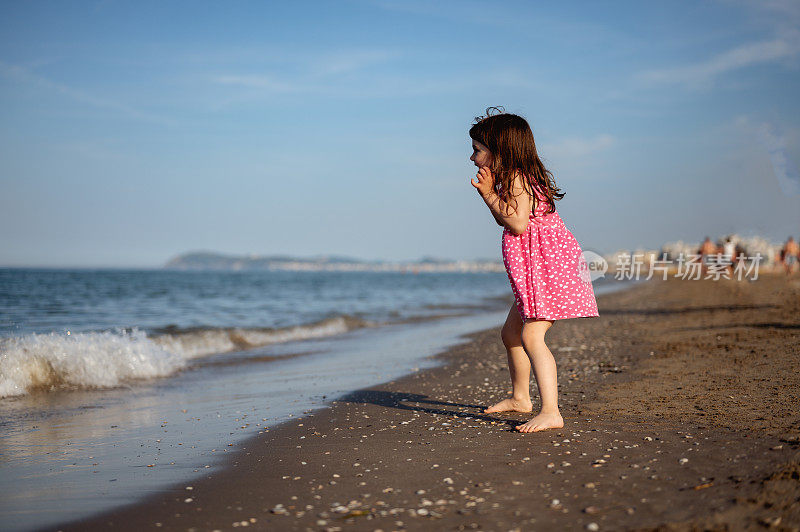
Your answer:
[587,523,599,531]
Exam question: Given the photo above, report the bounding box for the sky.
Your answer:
[1,0,799,267]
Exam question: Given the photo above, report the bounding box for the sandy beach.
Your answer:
[56,273,800,532]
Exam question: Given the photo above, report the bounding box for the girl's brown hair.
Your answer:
[469,106,564,217]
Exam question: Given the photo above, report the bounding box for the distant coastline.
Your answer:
[163,232,788,274]
[163,251,506,273]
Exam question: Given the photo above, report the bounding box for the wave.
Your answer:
[0,315,372,398]
[149,315,371,359]
[0,329,184,398]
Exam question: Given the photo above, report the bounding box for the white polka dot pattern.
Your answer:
[501,187,599,321]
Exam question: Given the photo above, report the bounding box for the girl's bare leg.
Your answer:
[485,304,533,413]
[516,318,564,433]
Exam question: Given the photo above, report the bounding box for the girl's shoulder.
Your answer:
[525,176,546,199]
[527,178,556,215]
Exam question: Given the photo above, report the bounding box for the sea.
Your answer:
[0,268,627,531]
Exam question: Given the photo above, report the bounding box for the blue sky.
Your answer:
[1,0,799,267]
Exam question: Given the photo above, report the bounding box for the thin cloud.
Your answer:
[309,50,397,77]
[212,74,303,92]
[0,61,176,126]
[541,134,616,160]
[754,0,800,18]
[636,33,800,89]
[210,71,457,98]
[369,0,602,35]
[210,48,398,95]
[719,0,800,24]
[756,122,800,196]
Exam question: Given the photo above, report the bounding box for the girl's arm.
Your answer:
[488,182,504,226]
[490,211,505,226]
[472,168,532,235]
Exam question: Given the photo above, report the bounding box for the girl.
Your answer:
[469,107,599,433]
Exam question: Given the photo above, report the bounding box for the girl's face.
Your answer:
[470,139,493,168]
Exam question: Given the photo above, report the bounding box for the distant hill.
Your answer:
[163,252,504,273]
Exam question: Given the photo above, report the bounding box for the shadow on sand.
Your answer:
[335,389,524,430]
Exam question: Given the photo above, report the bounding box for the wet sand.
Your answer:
[57,273,800,531]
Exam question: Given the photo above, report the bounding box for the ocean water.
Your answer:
[0,268,626,531]
[0,269,511,398]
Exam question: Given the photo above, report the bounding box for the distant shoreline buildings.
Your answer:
[164,234,789,274]
[163,252,506,273]
[607,234,786,271]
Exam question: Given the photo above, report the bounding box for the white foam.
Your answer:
[0,329,184,398]
[150,316,356,359]
[0,316,364,398]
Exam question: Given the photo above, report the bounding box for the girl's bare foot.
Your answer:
[484,397,533,414]
[515,410,563,432]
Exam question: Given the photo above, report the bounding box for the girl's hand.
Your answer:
[471,166,495,198]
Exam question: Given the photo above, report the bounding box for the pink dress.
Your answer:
[501,184,599,321]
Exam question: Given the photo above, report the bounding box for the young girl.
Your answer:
[469,107,599,433]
